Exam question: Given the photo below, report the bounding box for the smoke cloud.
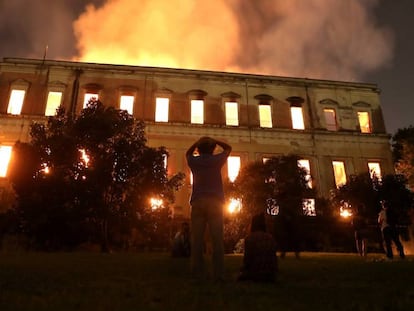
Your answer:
[0,0,393,82]
[73,0,394,81]
[0,0,103,60]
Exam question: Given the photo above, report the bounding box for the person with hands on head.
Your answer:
[186,136,232,282]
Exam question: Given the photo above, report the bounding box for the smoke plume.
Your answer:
[0,0,393,82]
[73,0,394,81]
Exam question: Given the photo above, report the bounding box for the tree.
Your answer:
[8,100,184,251]
[234,155,312,218]
[392,126,414,191]
[330,172,413,228]
[330,173,379,220]
[232,155,313,254]
[378,174,413,228]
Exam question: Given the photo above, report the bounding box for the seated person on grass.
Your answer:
[238,213,278,282]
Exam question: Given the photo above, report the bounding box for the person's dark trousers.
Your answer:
[382,226,405,259]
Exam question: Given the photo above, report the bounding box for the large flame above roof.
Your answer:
[73,0,393,81]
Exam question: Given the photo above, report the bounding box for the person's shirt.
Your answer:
[186,152,228,203]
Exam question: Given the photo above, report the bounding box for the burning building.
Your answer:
[0,57,393,217]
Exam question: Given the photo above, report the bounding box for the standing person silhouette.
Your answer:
[186,136,232,282]
[351,205,369,257]
[378,200,405,260]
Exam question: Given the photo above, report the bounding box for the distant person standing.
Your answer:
[186,136,232,282]
[351,205,369,257]
[378,200,405,260]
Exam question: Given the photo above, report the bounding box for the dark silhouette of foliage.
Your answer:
[230,155,314,254]
[330,172,413,228]
[8,100,184,251]
[330,173,379,220]
[379,174,413,227]
[392,126,414,191]
[234,155,313,218]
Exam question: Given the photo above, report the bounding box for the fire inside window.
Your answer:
[7,89,25,115]
[298,159,312,188]
[45,91,63,116]
[324,108,337,131]
[291,106,305,130]
[357,111,371,133]
[155,97,169,122]
[258,104,272,128]
[332,161,347,188]
[227,156,241,182]
[120,95,134,115]
[191,100,204,124]
[225,101,239,126]
[83,93,99,108]
[0,146,12,177]
[368,162,382,180]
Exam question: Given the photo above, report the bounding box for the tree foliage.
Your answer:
[392,126,414,191]
[233,154,313,218]
[329,173,379,219]
[230,154,314,253]
[330,172,413,225]
[8,100,184,250]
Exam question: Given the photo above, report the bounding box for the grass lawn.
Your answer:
[0,251,413,311]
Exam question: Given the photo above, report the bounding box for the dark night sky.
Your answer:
[363,0,414,135]
[0,0,412,135]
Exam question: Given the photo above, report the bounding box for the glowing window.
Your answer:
[155,97,169,122]
[332,161,347,188]
[262,157,270,163]
[368,162,382,180]
[0,146,12,177]
[291,106,305,130]
[324,108,337,131]
[191,100,204,124]
[225,101,239,126]
[45,91,62,116]
[302,199,316,216]
[266,198,279,215]
[258,104,272,128]
[298,159,312,188]
[83,93,99,108]
[120,95,134,115]
[7,90,26,115]
[227,156,241,182]
[357,111,371,133]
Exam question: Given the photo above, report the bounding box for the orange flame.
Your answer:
[73,0,393,81]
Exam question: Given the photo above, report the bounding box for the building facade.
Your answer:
[0,58,393,216]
